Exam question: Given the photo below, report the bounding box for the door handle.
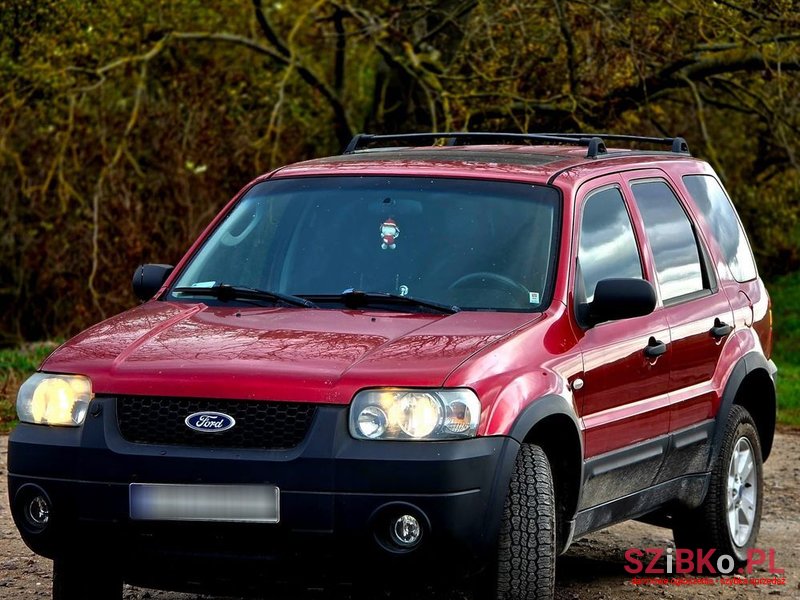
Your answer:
[644,337,667,358]
[710,318,733,338]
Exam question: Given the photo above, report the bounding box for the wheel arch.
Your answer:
[713,352,777,465]
[732,367,776,461]
[508,394,583,552]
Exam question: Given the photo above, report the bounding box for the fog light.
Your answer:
[24,495,50,530]
[391,514,421,547]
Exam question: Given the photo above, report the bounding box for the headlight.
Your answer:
[16,373,93,426]
[350,389,480,441]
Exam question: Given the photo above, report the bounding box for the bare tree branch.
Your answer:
[693,33,800,53]
[552,0,579,98]
[415,1,478,48]
[171,31,288,63]
[715,0,780,22]
[252,0,291,58]
[86,29,354,148]
[333,7,346,94]
[605,51,800,118]
[249,1,352,147]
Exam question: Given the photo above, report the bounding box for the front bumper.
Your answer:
[8,396,518,591]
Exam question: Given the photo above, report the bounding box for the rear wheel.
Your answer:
[672,405,764,568]
[52,558,122,600]
[494,444,556,600]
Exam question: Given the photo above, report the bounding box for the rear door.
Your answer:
[623,172,734,479]
[680,173,766,352]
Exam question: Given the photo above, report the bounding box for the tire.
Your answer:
[495,444,556,600]
[52,559,122,600]
[672,405,764,569]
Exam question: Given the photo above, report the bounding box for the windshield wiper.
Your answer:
[173,284,318,309]
[306,290,460,314]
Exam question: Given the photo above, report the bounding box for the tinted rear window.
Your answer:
[682,175,757,282]
[631,180,704,302]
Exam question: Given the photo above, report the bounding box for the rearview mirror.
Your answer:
[132,264,174,302]
[588,278,656,326]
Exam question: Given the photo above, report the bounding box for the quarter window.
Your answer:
[578,187,643,302]
[683,175,757,282]
[631,181,704,302]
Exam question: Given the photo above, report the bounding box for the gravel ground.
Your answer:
[1,431,798,599]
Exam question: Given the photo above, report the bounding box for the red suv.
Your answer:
[9,133,777,599]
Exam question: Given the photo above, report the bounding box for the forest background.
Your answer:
[1,0,798,425]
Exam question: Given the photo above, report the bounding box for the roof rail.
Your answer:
[542,133,690,154]
[343,132,609,159]
[343,132,691,158]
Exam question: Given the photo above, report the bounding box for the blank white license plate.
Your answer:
[129,483,279,523]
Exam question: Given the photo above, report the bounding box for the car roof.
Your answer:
[272,144,706,187]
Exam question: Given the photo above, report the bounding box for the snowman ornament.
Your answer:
[380,218,400,250]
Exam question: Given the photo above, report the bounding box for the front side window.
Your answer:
[682,175,757,282]
[169,177,561,312]
[578,187,643,303]
[631,180,705,302]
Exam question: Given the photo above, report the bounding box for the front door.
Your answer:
[573,177,672,509]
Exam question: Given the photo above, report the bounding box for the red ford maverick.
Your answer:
[9,132,776,600]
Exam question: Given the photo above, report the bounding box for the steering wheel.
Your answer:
[448,271,532,302]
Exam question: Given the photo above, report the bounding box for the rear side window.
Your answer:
[578,187,643,302]
[683,175,757,282]
[631,181,705,302]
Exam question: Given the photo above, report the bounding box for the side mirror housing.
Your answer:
[132,264,174,302]
[588,278,656,326]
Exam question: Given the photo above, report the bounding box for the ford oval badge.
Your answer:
[185,411,236,432]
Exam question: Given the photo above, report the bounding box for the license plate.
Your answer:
[129,483,279,523]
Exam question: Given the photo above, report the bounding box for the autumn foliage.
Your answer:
[1,0,799,343]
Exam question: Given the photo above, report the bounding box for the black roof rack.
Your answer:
[343,132,690,159]
[541,133,690,154]
[344,132,609,159]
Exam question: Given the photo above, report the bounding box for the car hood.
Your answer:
[42,301,541,403]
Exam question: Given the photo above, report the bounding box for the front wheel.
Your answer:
[672,405,764,568]
[494,444,556,600]
[53,558,122,600]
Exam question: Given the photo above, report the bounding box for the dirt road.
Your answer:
[2,431,798,599]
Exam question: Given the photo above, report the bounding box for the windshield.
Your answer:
[169,176,560,312]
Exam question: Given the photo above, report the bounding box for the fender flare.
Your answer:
[709,352,777,468]
[505,394,585,550]
[507,393,582,444]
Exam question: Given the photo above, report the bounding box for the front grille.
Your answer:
[116,396,317,450]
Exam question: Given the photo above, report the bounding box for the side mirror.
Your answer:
[588,278,656,326]
[132,264,174,302]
